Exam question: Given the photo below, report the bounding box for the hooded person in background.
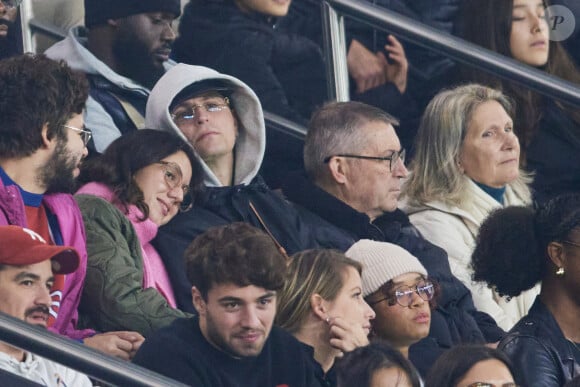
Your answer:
[145,63,352,312]
[45,0,181,153]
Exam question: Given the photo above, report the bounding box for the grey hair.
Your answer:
[403,84,531,207]
[304,101,399,184]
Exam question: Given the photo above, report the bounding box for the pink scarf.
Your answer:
[76,182,177,307]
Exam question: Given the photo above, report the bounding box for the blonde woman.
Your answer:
[276,249,375,386]
[403,84,539,331]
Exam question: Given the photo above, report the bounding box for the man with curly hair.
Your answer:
[0,53,143,360]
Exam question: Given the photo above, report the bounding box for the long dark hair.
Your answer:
[457,0,580,151]
[425,345,518,387]
[78,129,203,219]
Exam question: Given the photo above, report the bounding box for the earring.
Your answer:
[556,267,565,276]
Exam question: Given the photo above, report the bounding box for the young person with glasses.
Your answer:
[145,64,353,314]
[75,129,204,337]
[0,53,146,360]
[346,240,435,366]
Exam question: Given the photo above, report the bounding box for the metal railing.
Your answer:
[264,111,307,140]
[322,0,580,106]
[12,6,579,382]
[0,312,186,386]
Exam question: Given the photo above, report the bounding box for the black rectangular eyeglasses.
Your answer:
[323,148,405,172]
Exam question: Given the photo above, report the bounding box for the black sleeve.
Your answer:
[133,328,214,386]
[471,310,506,343]
[153,209,227,313]
[500,335,563,387]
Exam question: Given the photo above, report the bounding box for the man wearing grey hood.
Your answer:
[146,64,352,311]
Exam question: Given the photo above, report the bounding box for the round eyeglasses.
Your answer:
[0,0,22,10]
[63,125,92,146]
[323,148,406,172]
[368,280,435,308]
[157,161,193,212]
[171,97,230,126]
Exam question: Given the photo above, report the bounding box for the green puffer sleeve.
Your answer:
[75,194,191,337]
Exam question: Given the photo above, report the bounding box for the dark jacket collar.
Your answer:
[282,172,374,238]
[282,172,413,241]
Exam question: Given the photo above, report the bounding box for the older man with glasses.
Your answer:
[145,63,352,313]
[279,101,506,377]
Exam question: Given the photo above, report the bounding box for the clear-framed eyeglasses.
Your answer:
[156,161,193,212]
[171,97,230,125]
[368,279,435,308]
[323,148,406,172]
[0,0,22,10]
[63,125,92,146]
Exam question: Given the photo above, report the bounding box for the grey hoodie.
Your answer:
[46,27,174,152]
[146,64,266,188]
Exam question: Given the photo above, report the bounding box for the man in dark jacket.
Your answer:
[134,223,322,387]
[281,101,505,377]
[45,0,181,153]
[146,64,351,313]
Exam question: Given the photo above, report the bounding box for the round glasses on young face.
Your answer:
[323,148,406,172]
[156,161,193,212]
[0,0,22,9]
[171,97,230,126]
[63,125,92,146]
[369,279,435,308]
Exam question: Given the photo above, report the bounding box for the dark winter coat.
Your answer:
[500,297,580,387]
[282,172,505,377]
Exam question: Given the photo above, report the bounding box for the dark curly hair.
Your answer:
[472,194,580,297]
[78,129,203,219]
[0,53,88,158]
[185,223,288,300]
[425,344,518,387]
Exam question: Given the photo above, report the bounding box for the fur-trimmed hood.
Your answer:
[145,64,266,187]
